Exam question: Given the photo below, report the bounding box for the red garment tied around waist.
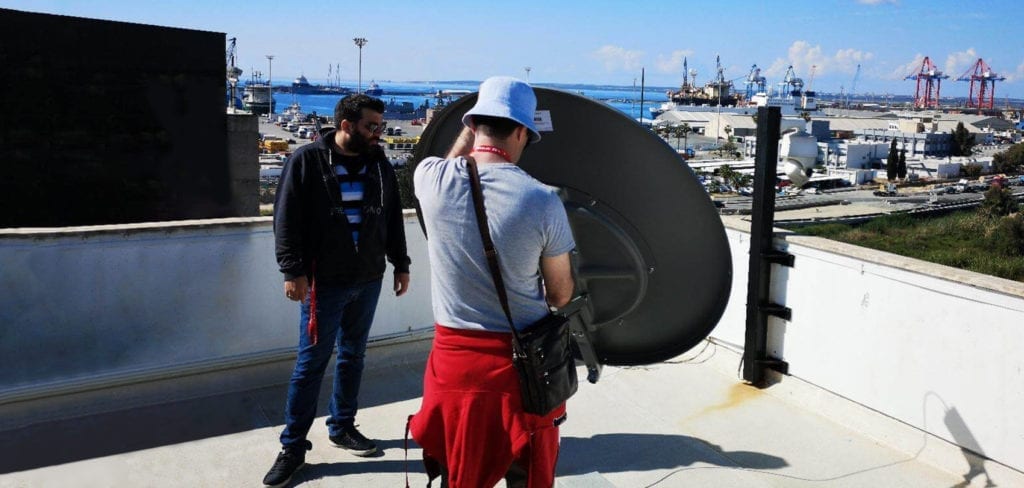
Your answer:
[409,324,565,488]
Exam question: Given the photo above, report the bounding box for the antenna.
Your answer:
[412,89,732,365]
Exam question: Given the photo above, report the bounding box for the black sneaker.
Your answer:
[329,425,379,456]
[263,446,306,487]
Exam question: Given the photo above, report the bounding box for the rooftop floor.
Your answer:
[0,337,1003,488]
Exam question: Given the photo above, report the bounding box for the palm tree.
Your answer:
[673,123,691,151]
[681,123,690,153]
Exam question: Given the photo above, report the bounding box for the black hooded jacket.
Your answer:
[273,129,410,285]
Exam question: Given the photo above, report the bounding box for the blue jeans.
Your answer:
[280,279,383,448]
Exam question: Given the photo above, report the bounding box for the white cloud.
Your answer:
[764,41,826,79]
[1005,61,1024,83]
[834,48,874,73]
[656,49,693,74]
[592,45,644,72]
[945,48,979,78]
[891,54,927,80]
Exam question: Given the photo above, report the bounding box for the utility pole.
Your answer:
[266,54,274,116]
[639,67,645,126]
[353,37,368,93]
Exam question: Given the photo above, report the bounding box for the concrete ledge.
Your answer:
[703,338,1024,487]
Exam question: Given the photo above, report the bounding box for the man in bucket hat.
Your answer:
[409,76,576,487]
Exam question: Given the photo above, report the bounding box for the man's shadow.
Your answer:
[280,434,787,487]
[558,433,788,476]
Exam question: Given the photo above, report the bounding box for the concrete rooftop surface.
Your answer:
[0,337,1013,488]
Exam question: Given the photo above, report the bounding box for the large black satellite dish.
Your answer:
[411,88,731,366]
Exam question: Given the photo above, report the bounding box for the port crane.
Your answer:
[226,37,243,112]
[744,64,766,99]
[777,65,804,100]
[956,58,1005,112]
[905,56,948,109]
[846,64,860,108]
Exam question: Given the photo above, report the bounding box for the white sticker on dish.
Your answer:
[534,110,553,132]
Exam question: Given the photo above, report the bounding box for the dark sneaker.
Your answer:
[329,425,379,456]
[263,446,306,487]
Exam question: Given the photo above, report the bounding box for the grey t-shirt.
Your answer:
[414,156,576,332]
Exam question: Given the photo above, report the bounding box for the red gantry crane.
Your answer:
[956,58,1005,112]
[905,56,948,109]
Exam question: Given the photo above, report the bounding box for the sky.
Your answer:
[5,0,1024,100]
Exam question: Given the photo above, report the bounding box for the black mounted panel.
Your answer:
[412,88,732,366]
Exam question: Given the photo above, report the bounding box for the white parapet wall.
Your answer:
[715,216,1024,476]
[0,211,434,404]
[2,211,1022,475]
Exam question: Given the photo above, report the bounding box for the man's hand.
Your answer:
[445,126,475,159]
[394,272,410,297]
[284,276,309,302]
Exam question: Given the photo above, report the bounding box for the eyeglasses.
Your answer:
[364,121,387,134]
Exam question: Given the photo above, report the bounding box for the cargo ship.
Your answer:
[242,76,276,115]
[285,74,351,95]
[662,56,741,109]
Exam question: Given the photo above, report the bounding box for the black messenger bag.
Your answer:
[466,158,578,416]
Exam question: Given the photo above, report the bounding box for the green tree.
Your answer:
[672,123,691,152]
[980,182,1019,218]
[886,139,899,181]
[989,214,1024,257]
[950,122,976,157]
[718,164,737,184]
[993,142,1024,174]
[718,164,750,191]
[681,123,691,153]
[393,164,417,209]
[962,163,983,178]
[721,141,740,159]
[897,149,907,180]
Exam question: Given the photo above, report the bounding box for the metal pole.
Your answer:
[266,55,274,116]
[742,106,792,385]
[353,37,367,93]
[525,67,531,82]
[639,68,645,125]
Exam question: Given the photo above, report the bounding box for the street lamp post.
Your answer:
[524,67,531,82]
[353,37,368,93]
[266,55,274,116]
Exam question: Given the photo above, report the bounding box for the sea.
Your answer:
[247,79,945,122]
[258,80,674,121]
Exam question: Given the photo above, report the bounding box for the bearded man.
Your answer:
[264,94,411,487]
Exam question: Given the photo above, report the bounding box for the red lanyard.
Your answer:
[472,145,511,161]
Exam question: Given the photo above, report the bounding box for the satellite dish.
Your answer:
[412,88,732,366]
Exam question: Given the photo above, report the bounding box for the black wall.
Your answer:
[0,9,231,227]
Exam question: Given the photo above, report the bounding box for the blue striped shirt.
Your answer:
[333,154,368,248]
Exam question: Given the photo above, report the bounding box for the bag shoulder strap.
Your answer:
[466,158,525,352]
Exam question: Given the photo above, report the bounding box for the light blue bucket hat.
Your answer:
[462,76,541,143]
